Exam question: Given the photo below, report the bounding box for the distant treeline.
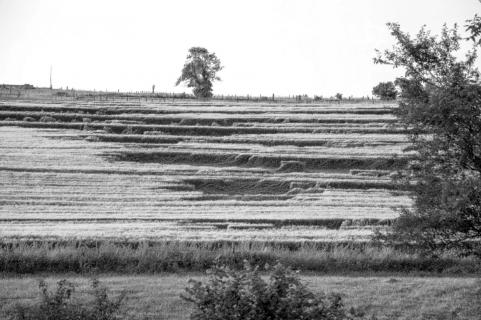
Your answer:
[0,84,35,90]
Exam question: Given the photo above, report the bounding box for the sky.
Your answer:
[0,0,479,97]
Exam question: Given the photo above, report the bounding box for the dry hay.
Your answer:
[277,160,306,172]
[0,100,412,242]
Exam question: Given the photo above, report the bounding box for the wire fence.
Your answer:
[0,86,386,105]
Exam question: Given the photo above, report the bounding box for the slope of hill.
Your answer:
[0,99,412,242]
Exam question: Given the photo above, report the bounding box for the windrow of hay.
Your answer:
[0,110,398,125]
[80,133,407,147]
[0,120,410,135]
[111,150,410,171]
[182,177,408,195]
[0,102,396,115]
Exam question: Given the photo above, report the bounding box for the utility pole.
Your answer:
[49,65,53,90]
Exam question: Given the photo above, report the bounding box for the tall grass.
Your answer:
[1,240,479,275]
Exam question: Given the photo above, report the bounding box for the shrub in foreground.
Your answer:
[9,279,126,320]
[182,261,371,320]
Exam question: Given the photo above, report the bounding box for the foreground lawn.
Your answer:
[0,274,479,320]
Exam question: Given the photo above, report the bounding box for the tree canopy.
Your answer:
[375,20,481,254]
[372,81,397,100]
[175,47,222,98]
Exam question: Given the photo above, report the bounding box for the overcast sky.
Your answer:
[0,0,479,97]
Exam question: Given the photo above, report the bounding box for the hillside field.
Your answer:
[1,97,480,319]
[0,98,411,242]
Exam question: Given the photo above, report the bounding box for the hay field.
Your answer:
[0,99,412,242]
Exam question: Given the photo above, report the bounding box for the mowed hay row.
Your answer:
[0,100,407,137]
[0,172,407,196]
[0,205,400,222]
[167,141,410,157]
[0,194,409,212]
[0,170,410,221]
[0,100,397,115]
[0,127,408,177]
[0,169,411,199]
[0,220,376,242]
[0,172,408,222]
[109,149,409,171]
[82,132,408,148]
[0,110,399,126]
[180,177,408,193]
[0,120,409,135]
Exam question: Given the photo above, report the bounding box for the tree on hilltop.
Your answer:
[176,47,223,98]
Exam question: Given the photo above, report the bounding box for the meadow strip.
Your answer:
[0,240,479,275]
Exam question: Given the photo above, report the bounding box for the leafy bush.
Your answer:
[9,279,126,320]
[182,261,371,320]
[375,17,481,254]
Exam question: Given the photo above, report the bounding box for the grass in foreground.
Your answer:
[1,240,480,275]
[1,274,479,320]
